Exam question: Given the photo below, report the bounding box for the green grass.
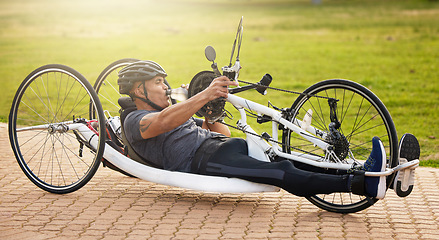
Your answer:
[1,0,438,167]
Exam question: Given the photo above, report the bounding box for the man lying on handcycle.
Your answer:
[118,60,418,199]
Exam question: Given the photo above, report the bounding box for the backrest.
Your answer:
[118,97,162,169]
[119,97,137,124]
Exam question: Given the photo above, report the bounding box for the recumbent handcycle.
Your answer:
[8,18,419,213]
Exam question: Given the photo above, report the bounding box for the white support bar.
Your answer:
[73,123,279,193]
[364,160,419,177]
[101,143,280,193]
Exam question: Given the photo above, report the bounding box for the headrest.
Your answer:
[118,97,136,110]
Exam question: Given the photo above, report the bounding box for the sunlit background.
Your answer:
[1,0,438,164]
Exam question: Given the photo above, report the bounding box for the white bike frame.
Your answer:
[226,94,419,177]
[16,93,418,193]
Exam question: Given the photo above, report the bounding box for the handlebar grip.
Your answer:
[256,73,272,95]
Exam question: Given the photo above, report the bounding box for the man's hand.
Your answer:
[137,75,237,140]
[201,76,239,101]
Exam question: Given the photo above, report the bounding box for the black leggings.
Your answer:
[192,138,351,197]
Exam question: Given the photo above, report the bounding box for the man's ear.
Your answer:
[133,85,145,97]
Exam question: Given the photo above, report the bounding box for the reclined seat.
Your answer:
[118,97,162,169]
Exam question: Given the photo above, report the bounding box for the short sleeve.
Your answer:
[193,117,204,127]
[124,110,150,143]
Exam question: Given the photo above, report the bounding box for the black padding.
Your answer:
[118,97,136,111]
[118,97,162,169]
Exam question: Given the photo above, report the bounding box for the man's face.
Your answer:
[136,76,170,109]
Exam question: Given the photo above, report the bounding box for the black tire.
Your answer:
[283,79,398,213]
[92,58,139,118]
[9,64,106,194]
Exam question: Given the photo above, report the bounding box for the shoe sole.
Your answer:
[394,133,419,197]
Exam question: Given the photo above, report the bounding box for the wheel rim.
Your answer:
[93,59,139,118]
[9,66,104,193]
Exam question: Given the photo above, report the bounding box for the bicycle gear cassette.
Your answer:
[326,133,349,161]
[188,71,225,122]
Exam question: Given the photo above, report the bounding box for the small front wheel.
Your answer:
[283,79,398,213]
[9,64,106,194]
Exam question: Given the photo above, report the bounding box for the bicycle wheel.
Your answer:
[9,64,106,194]
[283,79,398,213]
[93,58,139,118]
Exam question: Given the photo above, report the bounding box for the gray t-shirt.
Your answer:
[124,109,219,172]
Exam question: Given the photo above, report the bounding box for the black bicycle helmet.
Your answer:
[118,60,169,111]
[118,60,167,94]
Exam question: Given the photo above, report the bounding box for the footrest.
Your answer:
[394,158,417,197]
[394,133,420,197]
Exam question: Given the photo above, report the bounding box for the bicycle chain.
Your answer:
[237,79,332,100]
[219,79,334,159]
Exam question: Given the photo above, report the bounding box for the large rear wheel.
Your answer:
[93,58,139,118]
[9,64,106,194]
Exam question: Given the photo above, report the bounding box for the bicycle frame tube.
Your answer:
[227,94,358,170]
[16,121,73,132]
[227,94,329,149]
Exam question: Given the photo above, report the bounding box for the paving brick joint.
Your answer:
[1,123,438,239]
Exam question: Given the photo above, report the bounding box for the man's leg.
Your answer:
[195,138,352,197]
[194,137,387,198]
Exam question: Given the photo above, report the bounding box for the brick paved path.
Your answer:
[1,123,438,239]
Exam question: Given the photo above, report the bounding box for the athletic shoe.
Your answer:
[364,137,387,199]
[393,133,419,197]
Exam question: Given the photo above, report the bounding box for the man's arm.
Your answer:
[139,76,238,139]
[202,119,231,137]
